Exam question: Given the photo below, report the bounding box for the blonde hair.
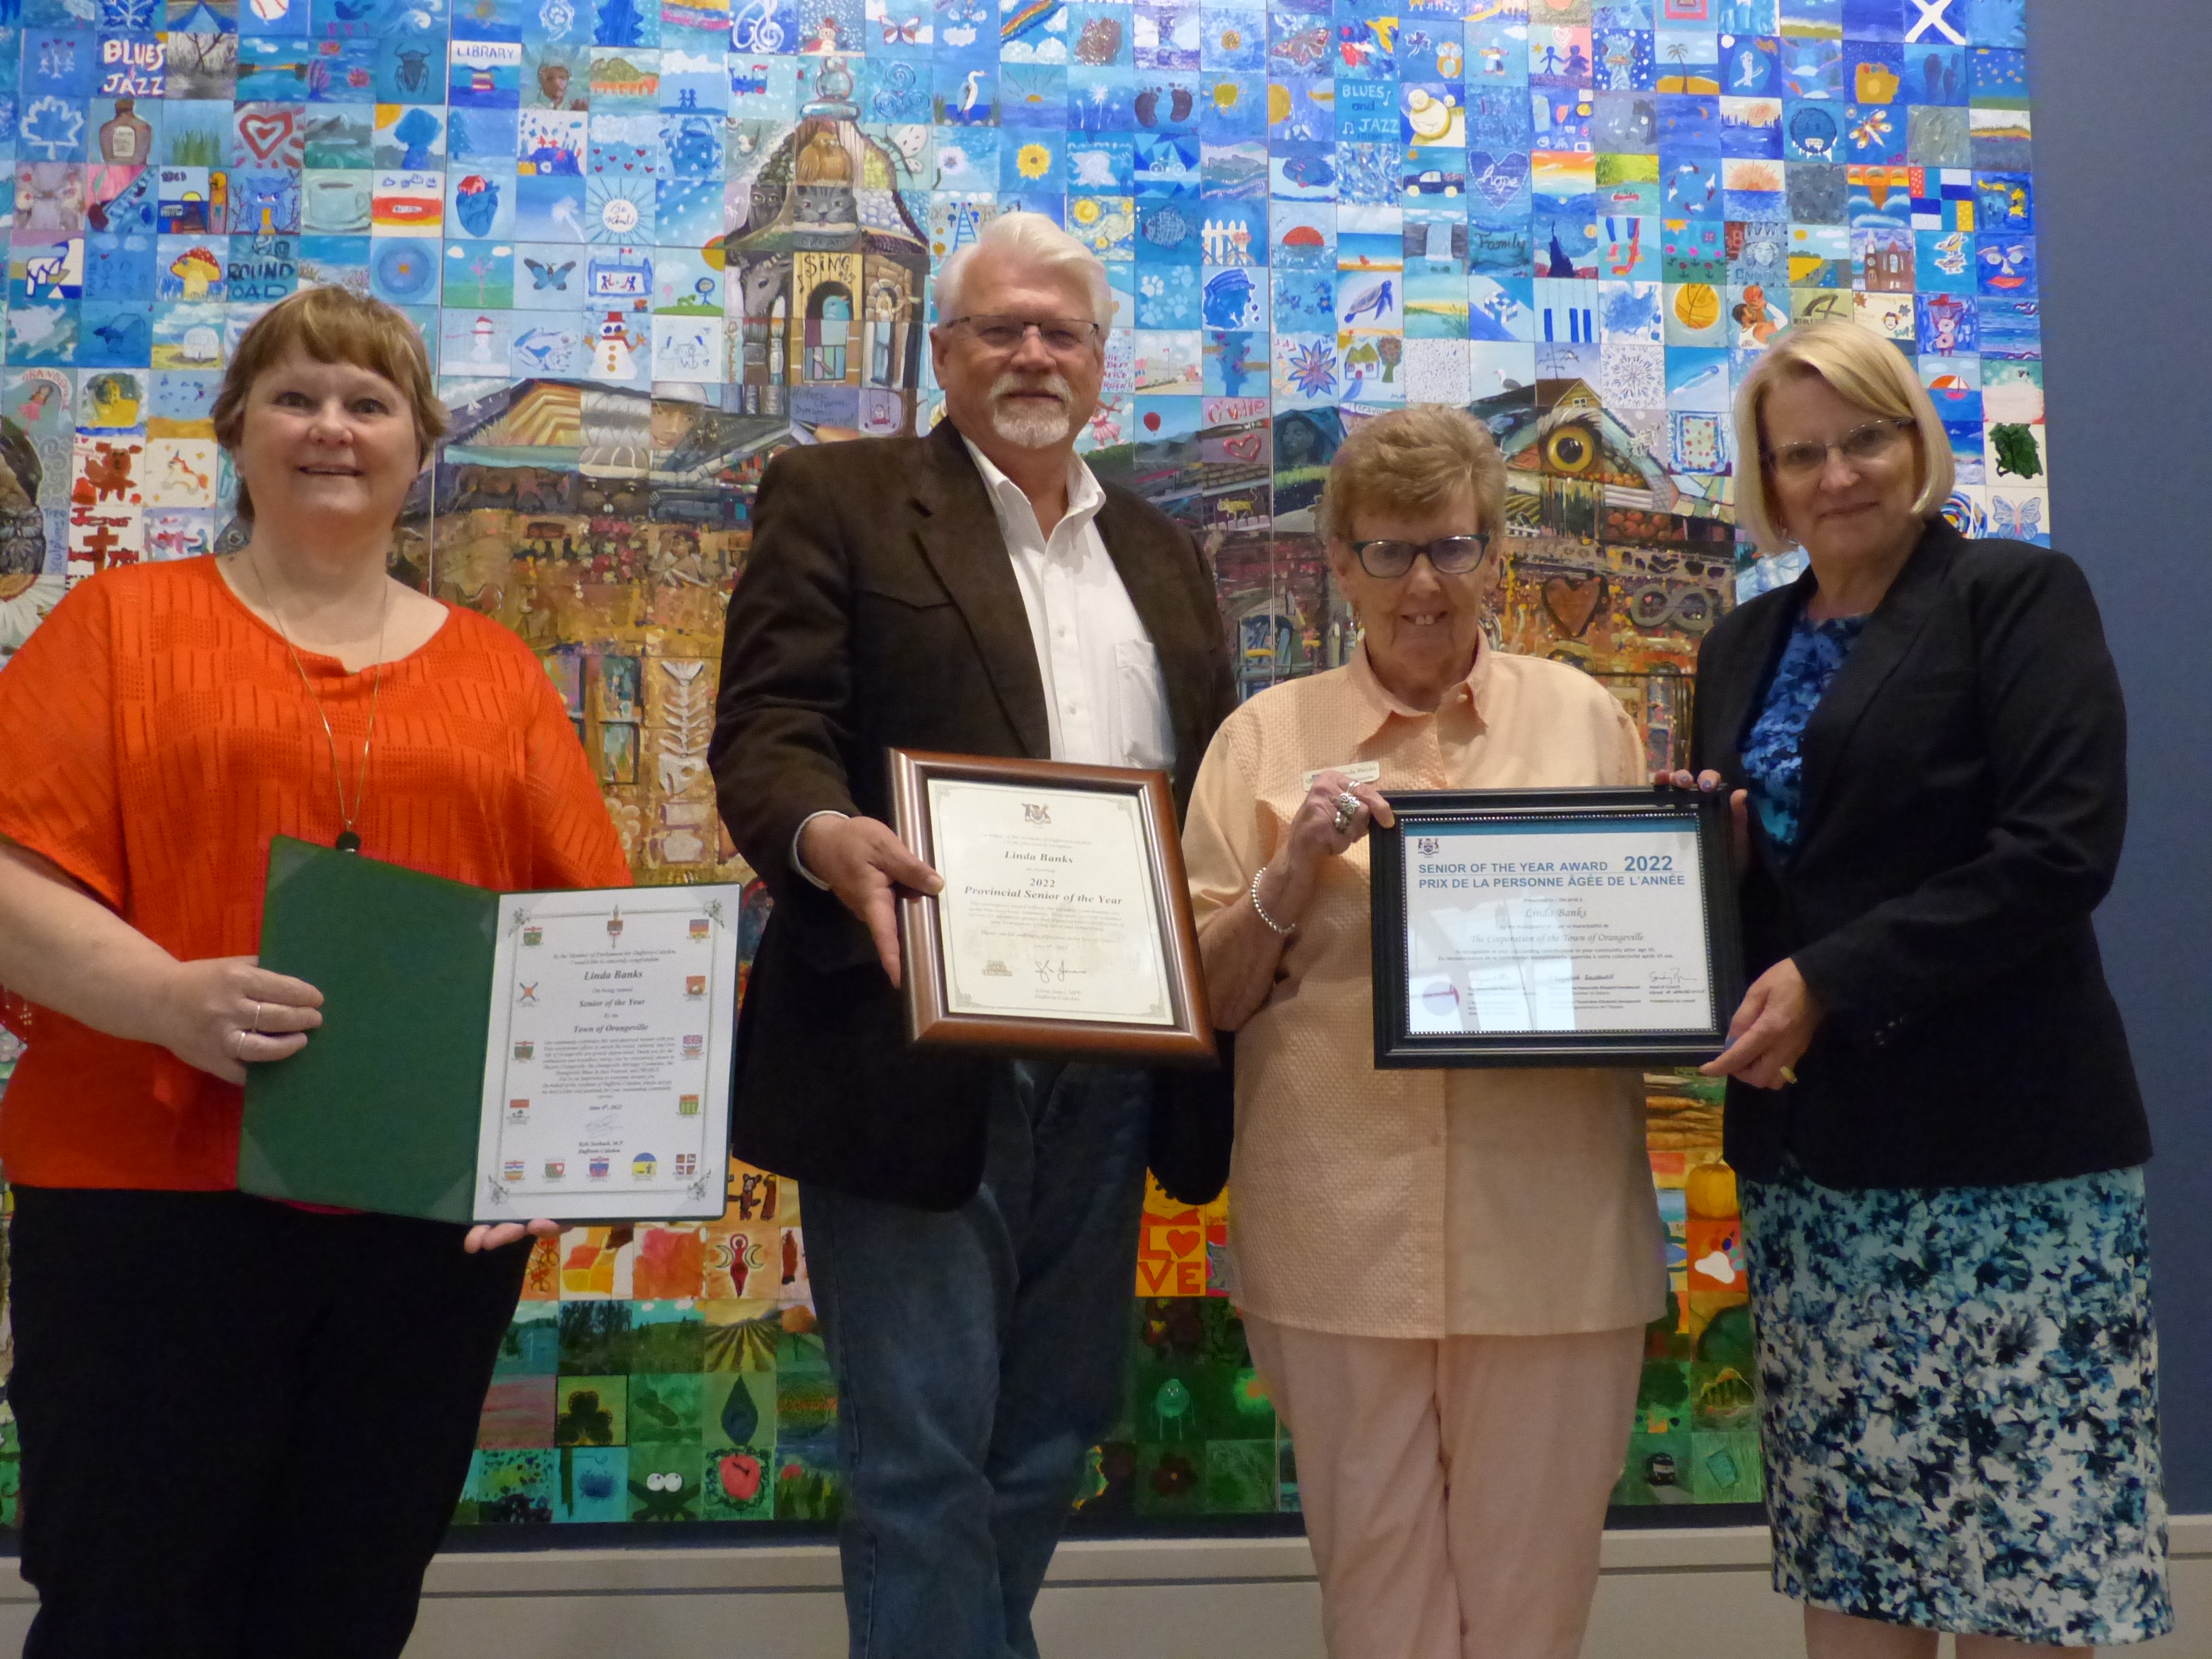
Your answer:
[934,211,1114,330]
[1319,405,1507,544]
[212,285,448,522]
[1731,320,1954,552]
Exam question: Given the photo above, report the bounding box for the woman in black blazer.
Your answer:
[1670,322,2169,1657]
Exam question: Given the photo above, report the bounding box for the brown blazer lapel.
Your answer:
[911,420,1051,759]
[1095,488,1203,711]
[1095,489,1237,813]
[1093,491,1191,660]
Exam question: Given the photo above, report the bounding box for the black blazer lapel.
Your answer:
[911,419,1051,759]
[1796,517,1960,831]
[1704,577,1805,777]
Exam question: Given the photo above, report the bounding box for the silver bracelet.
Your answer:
[1250,867,1298,936]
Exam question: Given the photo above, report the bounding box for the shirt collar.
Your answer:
[1343,635,1492,743]
[961,435,1105,536]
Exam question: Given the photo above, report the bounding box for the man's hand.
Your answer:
[799,813,944,987]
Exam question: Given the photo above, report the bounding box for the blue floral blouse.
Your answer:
[1739,608,1870,854]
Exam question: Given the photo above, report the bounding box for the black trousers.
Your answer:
[9,1187,529,1658]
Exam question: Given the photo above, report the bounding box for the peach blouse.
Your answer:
[1182,643,1667,1339]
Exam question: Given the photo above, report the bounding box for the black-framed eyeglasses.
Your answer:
[1761,418,1916,479]
[943,314,1104,356]
[1347,534,1492,579]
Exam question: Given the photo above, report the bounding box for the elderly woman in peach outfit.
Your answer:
[1182,405,1665,1659]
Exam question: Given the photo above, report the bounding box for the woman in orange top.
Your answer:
[0,286,629,1655]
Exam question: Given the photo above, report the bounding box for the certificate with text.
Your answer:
[891,750,1217,1065]
[474,884,742,1221]
[243,840,743,1226]
[928,776,1176,1026]
[1370,789,1743,1067]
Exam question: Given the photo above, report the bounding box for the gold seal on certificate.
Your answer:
[890,750,1216,1063]
[1368,787,1745,1067]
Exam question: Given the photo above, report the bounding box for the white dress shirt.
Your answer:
[961,437,1175,772]
[790,437,1177,885]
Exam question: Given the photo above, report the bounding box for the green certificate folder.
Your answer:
[241,837,502,1223]
[241,837,742,1225]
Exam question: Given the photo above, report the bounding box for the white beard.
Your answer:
[990,401,1074,447]
[987,370,1076,448]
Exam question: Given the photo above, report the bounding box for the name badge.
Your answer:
[1302,760,1382,790]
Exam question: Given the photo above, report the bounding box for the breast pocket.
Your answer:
[854,560,954,611]
[1112,638,1175,773]
[853,564,966,708]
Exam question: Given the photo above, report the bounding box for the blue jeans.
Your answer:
[801,1061,1153,1659]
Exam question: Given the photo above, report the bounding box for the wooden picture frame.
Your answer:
[890,748,1218,1065]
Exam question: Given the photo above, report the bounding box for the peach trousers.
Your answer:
[1241,1315,1644,1659]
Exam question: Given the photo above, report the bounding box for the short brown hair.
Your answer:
[1731,320,1954,552]
[211,285,448,522]
[1319,405,1507,544]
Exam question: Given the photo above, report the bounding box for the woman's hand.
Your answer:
[465,1218,561,1254]
[1655,768,1750,870]
[152,955,324,1085]
[0,842,325,1083]
[1661,775,1818,1086]
[1251,769,1395,938]
[1700,958,1823,1091]
[1199,770,1394,1032]
[1280,770,1396,881]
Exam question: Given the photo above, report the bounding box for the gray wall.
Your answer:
[2027,0,2212,1510]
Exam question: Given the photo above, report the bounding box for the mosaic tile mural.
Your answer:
[0,0,2047,1530]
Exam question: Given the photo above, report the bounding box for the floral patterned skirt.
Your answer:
[1740,1160,2172,1647]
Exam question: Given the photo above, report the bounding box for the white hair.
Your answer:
[934,211,1114,329]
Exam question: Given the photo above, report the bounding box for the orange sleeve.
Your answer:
[517,651,633,890]
[0,577,126,910]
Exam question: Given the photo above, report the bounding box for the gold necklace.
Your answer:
[247,549,390,854]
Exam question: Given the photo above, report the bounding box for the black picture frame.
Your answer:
[1369,786,1745,1068]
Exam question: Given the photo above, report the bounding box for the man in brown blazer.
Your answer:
[709,213,1234,1657]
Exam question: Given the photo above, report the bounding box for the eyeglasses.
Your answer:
[945,315,1104,356]
[1762,418,1916,479]
[1346,534,1491,579]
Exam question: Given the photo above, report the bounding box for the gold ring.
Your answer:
[232,1028,249,1060]
[1779,1065,1798,1085]
[251,1000,265,1034]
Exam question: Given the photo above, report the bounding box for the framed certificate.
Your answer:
[889,749,1217,1064]
[1369,787,1744,1067]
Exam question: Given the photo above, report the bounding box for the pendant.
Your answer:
[335,830,362,853]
